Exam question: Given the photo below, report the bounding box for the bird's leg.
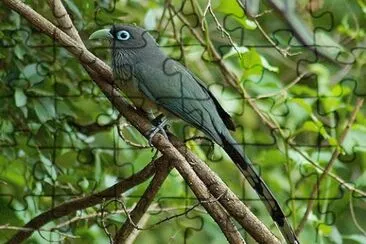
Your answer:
[147,114,169,146]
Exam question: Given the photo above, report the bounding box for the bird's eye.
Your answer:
[116,30,131,41]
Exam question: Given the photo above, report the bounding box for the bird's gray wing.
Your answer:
[183,68,235,131]
[134,61,224,143]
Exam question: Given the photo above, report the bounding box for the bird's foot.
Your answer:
[147,114,168,146]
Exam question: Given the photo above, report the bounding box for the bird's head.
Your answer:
[89,25,156,50]
[89,25,164,80]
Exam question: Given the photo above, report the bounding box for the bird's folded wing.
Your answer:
[134,61,221,141]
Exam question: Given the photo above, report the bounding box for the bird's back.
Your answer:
[132,57,232,145]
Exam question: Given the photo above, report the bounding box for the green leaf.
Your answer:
[290,85,317,96]
[240,49,262,69]
[79,177,89,191]
[20,106,28,118]
[40,153,52,166]
[343,235,366,244]
[309,64,330,96]
[240,49,264,82]
[144,8,161,29]
[58,174,77,185]
[223,46,249,59]
[328,137,338,146]
[0,120,14,133]
[343,125,366,153]
[22,63,44,85]
[64,0,82,19]
[94,150,102,182]
[32,98,56,123]
[224,47,278,81]
[298,121,320,133]
[354,171,366,187]
[9,10,21,29]
[320,97,343,113]
[55,151,77,168]
[14,45,26,60]
[318,224,332,235]
[216,0,256,30]
[14,88,27,107]
[260,56,279,72]
[1,159,26,186]
[291,98,313,113]
[329,226,342,244]
[357,0,366,13]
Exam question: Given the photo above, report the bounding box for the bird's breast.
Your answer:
[116,77,174,118]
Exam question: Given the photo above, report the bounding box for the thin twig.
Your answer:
[253,19,300,57]
[0,225,79,240]
[115,189,228,232]
[114,160,173,242]
[290,146,366,198]
[1,205,213,234]
[349,193,366,236]
[169,4,238,87]
[117,123,151,149]
[252,72,308,100]
[295,98,364,235]
[167,5,186,64]
[201,0,241,56]
[156,0,171,33]
[241,86,278,129]
[101,199,115,244]
[254,9,274,18]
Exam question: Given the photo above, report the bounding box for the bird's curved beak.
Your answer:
[89,29,113,40]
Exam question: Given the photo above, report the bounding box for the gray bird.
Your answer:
[90,25,299,244]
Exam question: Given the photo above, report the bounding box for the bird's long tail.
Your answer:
[220,133,299,244]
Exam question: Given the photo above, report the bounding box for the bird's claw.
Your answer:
[147,115,168,146]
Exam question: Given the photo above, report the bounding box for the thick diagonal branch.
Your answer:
[2,0,284,243]
[94,74,245,244]
[3,0,244,243]
[172,137,281,244]
[48,0,84,46]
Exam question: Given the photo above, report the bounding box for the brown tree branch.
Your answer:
[48,0,84,46]
[2,0,113,81]
[172,137,281,244]
[114,161,173,243]
[2,0,284,243]
[71,74,246,244]
[2,0,246,243]
[6,157,164,244]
